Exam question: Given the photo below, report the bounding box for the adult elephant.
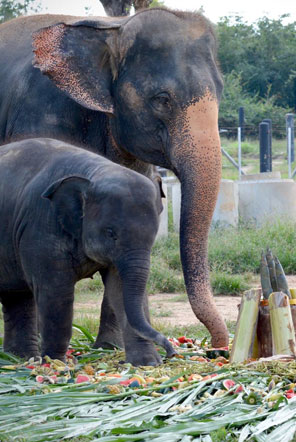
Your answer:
[0,8,228,348]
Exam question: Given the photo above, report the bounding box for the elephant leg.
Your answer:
[94,290,124,349]
[35,283,75,362]
[1,290,39,358]
[102,267,162,366]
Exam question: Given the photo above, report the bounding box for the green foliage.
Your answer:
[149,218,296,294]
[149,0,165,7]
[217,15,296,112]
[210,268,250,296]
[147,255,185,293]
[211,428,239,441]
[219,71,291,137]
[0,0,40,23]
[209,218,296,274]
[75,273,104,297]
[148,231,184,293]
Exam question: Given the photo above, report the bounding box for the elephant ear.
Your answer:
[32,19,124,115]
[42,176,90,239]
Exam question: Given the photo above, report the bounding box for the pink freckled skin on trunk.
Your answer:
[170,89,229,347]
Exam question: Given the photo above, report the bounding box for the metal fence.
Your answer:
[220,113,296,179]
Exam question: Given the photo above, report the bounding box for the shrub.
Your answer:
[219,72,291,138]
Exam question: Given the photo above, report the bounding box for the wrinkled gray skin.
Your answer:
[0,138,175,365]
[0,8,229,349]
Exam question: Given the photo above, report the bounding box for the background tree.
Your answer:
[134,0,152,10]
[217,15,296,112]
[100,0,132,16]
[100,0,162,16]
[0,0,40,23]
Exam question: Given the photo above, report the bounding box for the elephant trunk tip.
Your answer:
[155,334,176,358]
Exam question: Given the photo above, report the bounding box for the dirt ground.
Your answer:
[148,275,296,326]
[149,294,241,325]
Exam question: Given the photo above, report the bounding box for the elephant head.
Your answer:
[42,172,175,359]
[33,8,228,347]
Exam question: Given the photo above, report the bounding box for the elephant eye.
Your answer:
[106,228,117,240]
[151,92,171,113]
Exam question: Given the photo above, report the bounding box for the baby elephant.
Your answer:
[0,138,175,365]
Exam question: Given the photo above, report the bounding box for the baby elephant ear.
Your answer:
[33,20,121,114]
[42,176,90,239]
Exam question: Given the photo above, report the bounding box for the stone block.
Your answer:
[171,179,239,232]
[238,179,296,224]
[212,179,238,227]
[240,171,281,181]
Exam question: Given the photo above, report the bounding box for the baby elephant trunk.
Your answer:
[117,250,175,358]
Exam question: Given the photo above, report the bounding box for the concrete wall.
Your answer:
[170,179,239,232]
[212,180,238,227]
[163,174,296,235]
[238,178,296,224]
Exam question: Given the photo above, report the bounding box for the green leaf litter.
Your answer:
[0,330,296,442]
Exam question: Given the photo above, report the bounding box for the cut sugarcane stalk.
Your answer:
[257,301,273,357]
[266,248,277,292]
[289,299,296,343]
[230,288,261,363]
[269,292,296,356]
[290,288,296,300]
[274,257,290,297]
[260,251,272,299]
[252,332,260,359]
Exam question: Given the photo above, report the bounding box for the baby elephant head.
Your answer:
[42,172,160,262]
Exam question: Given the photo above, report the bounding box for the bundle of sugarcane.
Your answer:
[230,249,296,363]
[260,248,290,300]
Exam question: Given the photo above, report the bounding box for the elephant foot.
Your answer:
[93,330,124,350]
[125,342,163,367]
[4,343,40,360]
[41,349,67,363]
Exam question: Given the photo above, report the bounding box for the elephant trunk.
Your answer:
[117,250,175,357]
[170,90,229,347]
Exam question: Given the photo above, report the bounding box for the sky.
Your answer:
[35,0,296,23]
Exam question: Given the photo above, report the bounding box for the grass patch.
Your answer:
[211,269,251,296]
[148,217,296,295]
[209,218,296,274]
[148,237,185,293]
[75,272,104,299]
[151,320,236,340]
[211,428,239,441]
[150,307,173,318]
[167,293,188,302]
[73,313,100,336]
